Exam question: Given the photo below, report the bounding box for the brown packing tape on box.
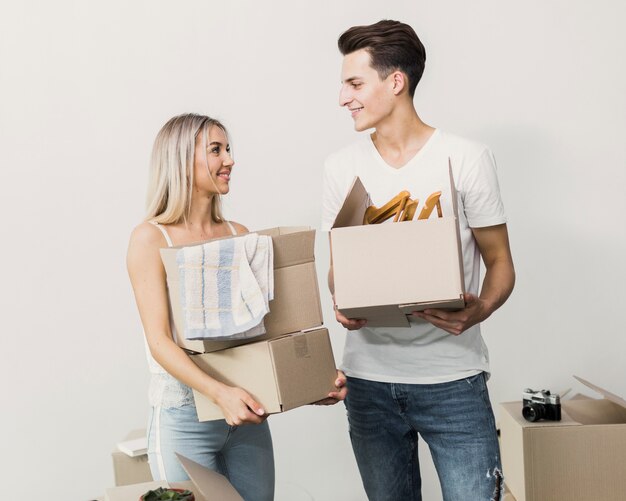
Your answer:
[160,227,323,354]
[191,328,338,421]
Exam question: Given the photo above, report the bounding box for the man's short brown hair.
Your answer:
[338,20,426,97]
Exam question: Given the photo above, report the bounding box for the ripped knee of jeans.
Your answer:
[488,466,503,501]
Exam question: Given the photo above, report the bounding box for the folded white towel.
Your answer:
[176,233,274,340]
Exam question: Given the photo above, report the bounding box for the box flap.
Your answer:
[176,453,244,501]
[264,262,323,334]
[116,436,147,457]
[160,226,310,249]
[448,158,460,223]
[574,376,626,409]
[448,158,466,295]
[267,229,315,269]
[160,227,314,269]
[257,226,310,237]
[563,398,626,425]
[398,297,464,314]
[331,177,371,229]
[331,303,412,327]
[332,161,460,230]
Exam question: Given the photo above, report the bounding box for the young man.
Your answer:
[321,20,515,501]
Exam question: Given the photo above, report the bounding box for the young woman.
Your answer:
[126,113,274,499]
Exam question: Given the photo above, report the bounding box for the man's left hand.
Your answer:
[313,370,348,405]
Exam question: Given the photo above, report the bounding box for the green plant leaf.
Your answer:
[140,487,194,501]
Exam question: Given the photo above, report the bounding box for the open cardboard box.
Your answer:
[500,376,626,501]
[330,164,465,327]
[191,327,337,421]
[105,453,243,501]
[161,227,323,354]
[112,429,152,487]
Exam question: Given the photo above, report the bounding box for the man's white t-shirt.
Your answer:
[321,129,507,384]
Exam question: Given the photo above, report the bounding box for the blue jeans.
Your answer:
[345,373,503,501]
[147,404,274,501]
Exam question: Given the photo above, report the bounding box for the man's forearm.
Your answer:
[479,256,515,317]
[471,224,515,319]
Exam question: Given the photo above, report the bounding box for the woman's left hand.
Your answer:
[313,370,347,405]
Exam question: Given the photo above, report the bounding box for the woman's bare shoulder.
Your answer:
[129,221,169,249]
[127,222,170,277]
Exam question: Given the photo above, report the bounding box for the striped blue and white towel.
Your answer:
[176,233,274,341]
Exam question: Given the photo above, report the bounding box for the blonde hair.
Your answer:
[145,113,228,224]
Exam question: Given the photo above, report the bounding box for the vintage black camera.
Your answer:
[522,388,561,422]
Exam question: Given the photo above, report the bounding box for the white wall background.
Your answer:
[1,1,625,499]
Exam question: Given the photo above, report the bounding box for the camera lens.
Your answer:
[522,403,545,422]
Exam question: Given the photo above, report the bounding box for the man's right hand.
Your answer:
[334,305,367,330]
[215,385,268,426]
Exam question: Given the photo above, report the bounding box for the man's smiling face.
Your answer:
[339,48,395,132]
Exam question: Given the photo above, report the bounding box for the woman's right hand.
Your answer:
[214,384,268,426]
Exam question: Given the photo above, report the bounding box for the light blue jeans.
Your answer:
[147,404,274,501]
[345,373,503,501]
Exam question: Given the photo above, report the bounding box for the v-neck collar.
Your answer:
[367,128,440,174]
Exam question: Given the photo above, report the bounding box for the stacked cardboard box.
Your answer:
[111,429,152,486]
[500,377,626,500]
[160,227,337,421]
[329,167,465,328]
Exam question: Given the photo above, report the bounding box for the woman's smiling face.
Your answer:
[194,125,234,195]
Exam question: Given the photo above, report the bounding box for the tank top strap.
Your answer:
[149,221,174,247]
[225,220,237,236]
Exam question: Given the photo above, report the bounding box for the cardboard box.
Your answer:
[160,227,323,353]
[105,453,243,501]
[191,327,337,421]
[111,429,152,487]
[500,376,626,501]
[330,167,465,327]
